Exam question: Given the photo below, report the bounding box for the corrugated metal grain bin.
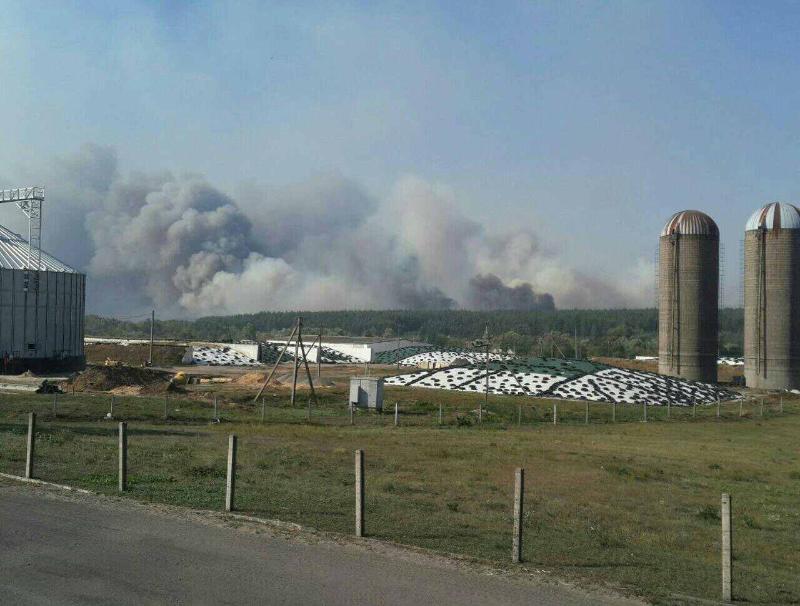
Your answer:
[0,226,85,372]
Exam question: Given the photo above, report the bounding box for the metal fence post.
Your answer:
[110,395,115,419]
[25,412,36,479]
[721,493,732,603]
[553,402,557,425]
[394,403,399,427]
[585,402,589,425]
[512,468,524,563]
[225,434,237,512]
[693,402,697,418]
[118,422,128,492]
[355,449,365,537]
[780,395,783,413]
[439,403,443,426]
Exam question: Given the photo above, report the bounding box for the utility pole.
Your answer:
[574,326,578,359]
[472,325,490,423]
[148,309,155,366]
[396,320,401,370]
[291,317,301,406]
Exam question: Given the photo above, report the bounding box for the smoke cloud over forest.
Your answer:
[2,144,653,317]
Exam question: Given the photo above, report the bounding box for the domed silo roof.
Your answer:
[0,225,77,272]
[660,210,719,238]
[745,202,800,231]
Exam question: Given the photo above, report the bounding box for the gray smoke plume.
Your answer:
[467,274,555,311]
[0,144,654,316]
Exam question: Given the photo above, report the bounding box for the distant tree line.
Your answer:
[85,308,745,358]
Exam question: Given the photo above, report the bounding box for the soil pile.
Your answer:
[65,365,182,394]
[84,343,186,367]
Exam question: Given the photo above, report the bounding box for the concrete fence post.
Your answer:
[118,422,128,492]
[394,403,399,427]
[512,467,524,563]
[355,449,365,537]
[721,493,732,603]
[553,403,557,425]
[225,434,237,512]
[25,412,36,479]
[585,402,589,425]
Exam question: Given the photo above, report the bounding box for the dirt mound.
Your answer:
[233,372,268,386]
[84,343,186,367]
[65,365,182,394]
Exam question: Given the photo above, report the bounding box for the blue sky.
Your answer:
[2,1,800,311]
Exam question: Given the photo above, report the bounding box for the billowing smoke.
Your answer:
[467,274,555,311]
[2,144,654,316]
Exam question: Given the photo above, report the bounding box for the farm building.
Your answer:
[0,225,85,371]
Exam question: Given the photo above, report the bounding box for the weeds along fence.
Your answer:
[0,394,798,604]
[0,390,790,429]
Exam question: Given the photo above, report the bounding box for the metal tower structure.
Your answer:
[0,186,44,271]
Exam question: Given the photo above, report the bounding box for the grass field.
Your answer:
[1,387,798,605]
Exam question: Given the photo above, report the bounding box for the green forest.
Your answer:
[85,308,745,359]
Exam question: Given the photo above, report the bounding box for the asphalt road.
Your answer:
[0,482,640,605]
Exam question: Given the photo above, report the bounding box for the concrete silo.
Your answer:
[658,211,719,382]
[744,202,800,390]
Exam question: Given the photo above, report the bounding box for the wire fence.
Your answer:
[0,390,790,429]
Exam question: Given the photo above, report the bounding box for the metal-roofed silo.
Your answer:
[744,202,800,390]
[0,225,85,372]
[658,210,719,382]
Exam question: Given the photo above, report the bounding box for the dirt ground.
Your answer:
[84,343,186,367]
